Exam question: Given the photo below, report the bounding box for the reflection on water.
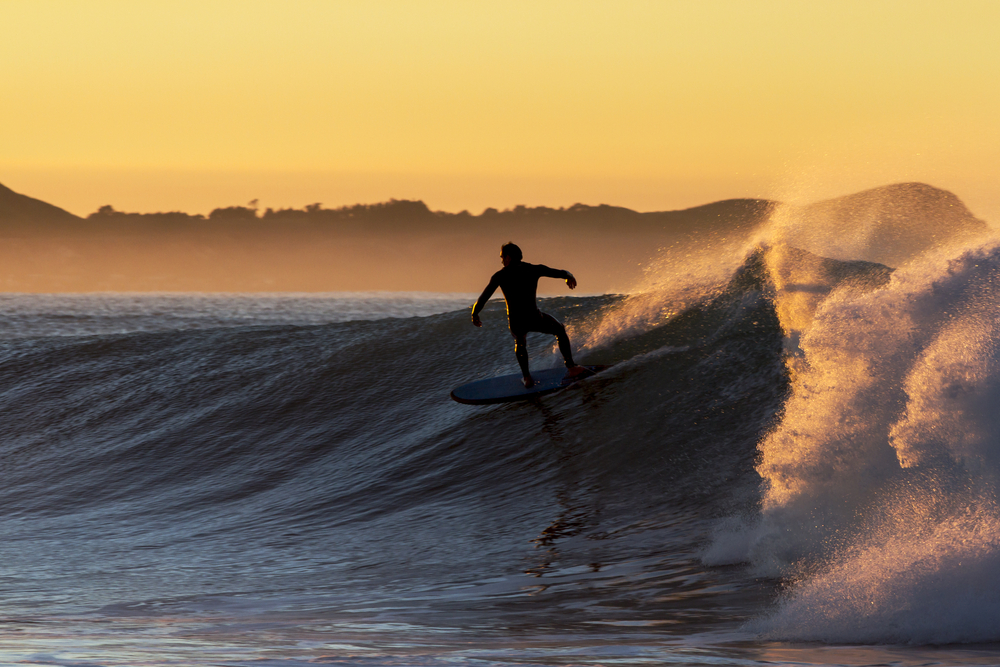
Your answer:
[526,399,601,578]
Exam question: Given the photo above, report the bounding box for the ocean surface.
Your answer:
[4,220,1000,665]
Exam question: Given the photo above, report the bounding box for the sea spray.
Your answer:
[749,489,1000,644]
[711,237,1000,643]
[889,249,1000,471]
[572,230,765,356]
[764,182,988,269]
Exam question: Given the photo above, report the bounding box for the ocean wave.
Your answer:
[3,193,998,650]
[708,235,1000,644]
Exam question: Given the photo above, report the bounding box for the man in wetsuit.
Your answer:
[471,242,585,388]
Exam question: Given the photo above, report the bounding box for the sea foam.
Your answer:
[710,233,1000,643]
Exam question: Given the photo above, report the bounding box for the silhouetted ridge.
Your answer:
[76,196,774,236]
[0,180,775,238]
[89,205,205,224]
[0,182,81,223]
[0,179,987,291]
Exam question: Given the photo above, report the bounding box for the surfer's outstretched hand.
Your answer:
[472,314,483,328]
[566,274,577,290]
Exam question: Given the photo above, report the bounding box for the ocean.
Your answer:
[3,221,1000,665]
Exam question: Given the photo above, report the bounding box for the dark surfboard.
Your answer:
[450,365,610,405]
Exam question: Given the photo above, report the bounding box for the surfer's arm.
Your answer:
[538,265,577,290]
[471,277,499,327]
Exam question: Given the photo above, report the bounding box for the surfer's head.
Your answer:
[500,242,522,266]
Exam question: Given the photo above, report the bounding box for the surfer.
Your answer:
[472,242,585,388]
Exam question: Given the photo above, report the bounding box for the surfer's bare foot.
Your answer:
[564,365,589,378]
[522,376,535,388]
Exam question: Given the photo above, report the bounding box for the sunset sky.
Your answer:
[2,0,999,220]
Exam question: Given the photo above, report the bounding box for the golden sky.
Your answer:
[2,0,999,220]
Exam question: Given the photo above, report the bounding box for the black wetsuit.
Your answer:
[472,261,576,372]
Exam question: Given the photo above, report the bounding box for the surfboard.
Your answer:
[450,365,609,405]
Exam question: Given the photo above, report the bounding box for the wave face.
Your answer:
[0,279,793,661]
[0,281,784,596]
[0,275,806,664]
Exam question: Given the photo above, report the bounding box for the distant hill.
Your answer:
[0,182,81,224]
[0,181,987,292]
[0,182,776,292]
[79,196,774,238]
[0,181,775,241]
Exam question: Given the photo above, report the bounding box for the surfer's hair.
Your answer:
[500,242,522,261]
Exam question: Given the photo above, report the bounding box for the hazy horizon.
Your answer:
[3,177,997,228]
[0,179,989,293]
[2,1,998,291]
